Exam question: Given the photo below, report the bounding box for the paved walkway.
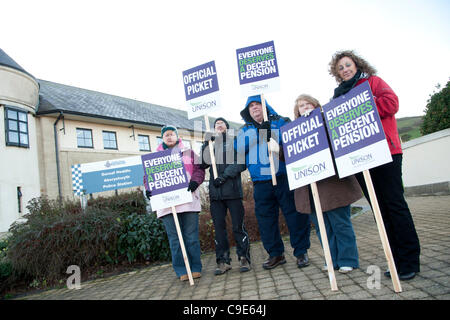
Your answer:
[14,195,450,300]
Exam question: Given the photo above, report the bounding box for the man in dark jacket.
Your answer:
[201,117,251,275]
[235,95,311,270]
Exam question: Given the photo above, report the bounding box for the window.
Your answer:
[77,128,93,148]
[156,136,163,146]
[5,107,29,147]
[103,131,118,150]
[138,135,151,151]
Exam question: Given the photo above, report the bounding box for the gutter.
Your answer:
[54,111,64,200]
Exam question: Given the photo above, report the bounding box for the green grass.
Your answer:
[396,116,424,142]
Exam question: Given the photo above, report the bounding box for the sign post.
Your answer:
[236,40,280,185]
[142,149,195,285]
[280,108,338,291]
[322,81,402,293]
[182,60,220,179]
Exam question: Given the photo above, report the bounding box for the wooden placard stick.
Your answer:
[363,170,402,293]
[204,114,218,179]
[310,182,338,291]
[171,206,194,286]
[260,94,277,186]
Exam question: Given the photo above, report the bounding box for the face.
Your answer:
[162,130,177,147]
[337,56,357,81]
[296,99,316,117]
[214,120,227,134]
[248,101,264,124]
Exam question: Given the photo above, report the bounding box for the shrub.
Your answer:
[88,191,147,216]
[421,80,450,135]
[7,207,122,282]
[117,212,171,264]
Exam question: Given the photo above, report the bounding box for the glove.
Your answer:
[187,181,199,192]
[260,121,271,141]
[204,131,216,143]
[145,190,152,200]
[213,176,226,188]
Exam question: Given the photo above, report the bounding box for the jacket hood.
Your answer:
[240,95,279,125]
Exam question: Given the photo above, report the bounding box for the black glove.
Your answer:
[187,181,199,192]
[213,176,226,188]
[204,132,216,143]
[145,190,152,200]
[260,121,271,141]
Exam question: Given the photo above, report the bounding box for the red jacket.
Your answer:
[356,75,402,155]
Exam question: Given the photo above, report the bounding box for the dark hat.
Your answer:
[214,117,229,129]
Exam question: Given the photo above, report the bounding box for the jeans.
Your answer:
[210,199,250,264]
[310,205,359,268]
[161,212,202,277]
[253,174,311,258]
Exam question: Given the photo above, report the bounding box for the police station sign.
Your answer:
[182,60,221,119]
[280,108,335,190]
[322,81,392,178]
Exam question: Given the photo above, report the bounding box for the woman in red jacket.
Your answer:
[328,50,420,281]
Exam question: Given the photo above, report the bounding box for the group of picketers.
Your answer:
[144,50,421,283]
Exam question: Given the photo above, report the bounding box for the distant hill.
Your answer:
[397,116,424,142]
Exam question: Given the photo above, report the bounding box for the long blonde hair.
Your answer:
[294,94,321,119]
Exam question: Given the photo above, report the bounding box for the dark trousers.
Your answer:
[253,174,311,258]
[356,154,420,273]
[210,199,250,264]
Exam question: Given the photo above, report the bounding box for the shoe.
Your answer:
[239,257,251,273]
[262,255,286,270]
[322,264,338,271]
[339,266,354,273]
[296,253,310,268]
[192,272,202,279]
[214,262,231,275]
[384,270,417,280]
[180,274,188,281]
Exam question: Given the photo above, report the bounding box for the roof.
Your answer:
[36,79,243,131]
[0,48,36,80]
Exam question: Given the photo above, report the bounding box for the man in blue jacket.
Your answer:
[236,95,311,270]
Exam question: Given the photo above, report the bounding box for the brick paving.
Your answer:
[13,195,450,300]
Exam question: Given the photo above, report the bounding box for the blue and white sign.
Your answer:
[71,156,144,195]
[280,108,335,190]
[182,60,221,119]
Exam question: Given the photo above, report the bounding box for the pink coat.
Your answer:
[154,140,205,218]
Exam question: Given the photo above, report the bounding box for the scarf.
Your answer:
[332,69,362,99]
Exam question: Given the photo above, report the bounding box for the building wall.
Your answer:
[0,66,40,232]
[402,128,450,192]
[38,116,204,200]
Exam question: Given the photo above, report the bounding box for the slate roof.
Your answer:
[37,79,242,131]
[0,48,36,80]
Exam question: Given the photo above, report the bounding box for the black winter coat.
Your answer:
[200,133,246,201]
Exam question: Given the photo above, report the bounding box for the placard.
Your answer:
[280,108,335,190]
[182,60,221,119]
[236,40,280,96]
[322,81,392,178]
[142,149,192,211]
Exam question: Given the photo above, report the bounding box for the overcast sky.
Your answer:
[3,0,449,124]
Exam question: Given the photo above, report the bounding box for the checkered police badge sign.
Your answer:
[71,164,84,195]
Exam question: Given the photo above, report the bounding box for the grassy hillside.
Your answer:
[397,116,424,142]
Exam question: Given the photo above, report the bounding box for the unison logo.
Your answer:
[350,153,374,166]
[292,162,326,179]
[105,160,126,168]
[190,99,217,112]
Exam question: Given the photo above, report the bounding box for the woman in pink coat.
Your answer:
[145,125,205,281]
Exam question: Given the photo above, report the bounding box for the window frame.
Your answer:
[76,128,94,149]
[102,130,118,150]
[138,134,151,152]
[4,106,29,148]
